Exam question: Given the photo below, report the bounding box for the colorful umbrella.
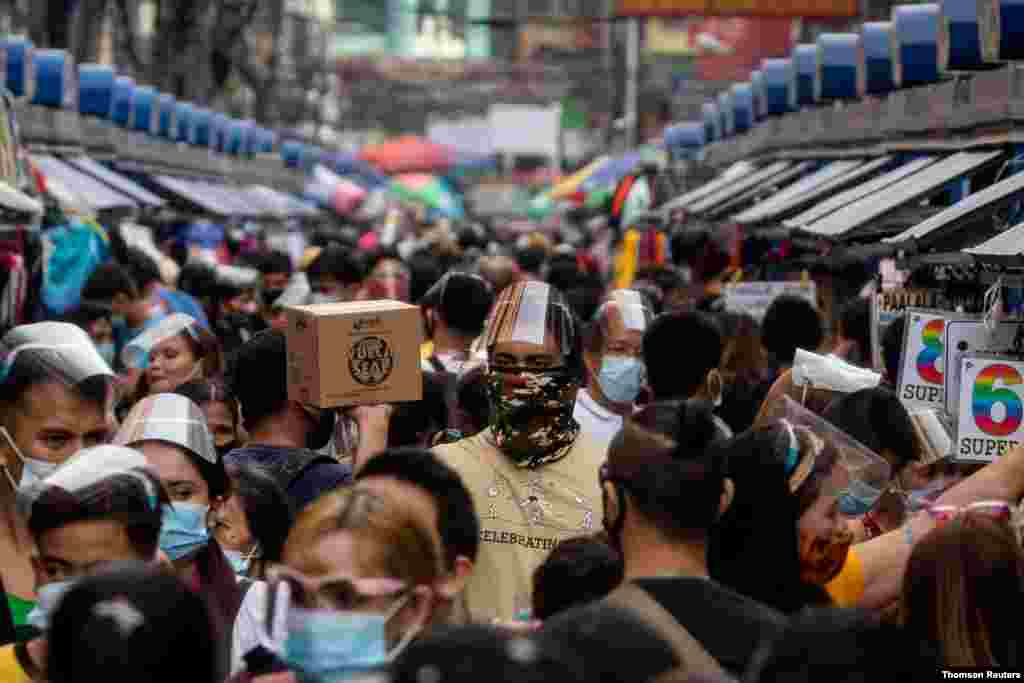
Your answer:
[304,166,368,216]
[391,174,464,219]
[546,156,610,201]
[359,136,455,174]
[581,150,643,193]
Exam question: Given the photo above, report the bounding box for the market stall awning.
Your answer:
[581,150,645,193]
[703,162,813,220]
[247,185,322,218]
[150,176,236,216]
[964,222,1024,262]
[731,159,873,225]
[195,182,267,219]
[547,156,609,201]
[795,151,1004,239]
[884,171,1024,245]
[688,161,798,216]
[661,161,761,212]
[33,154,137,212]
[784,156,941,230]
[64,156,165,208]
[359,136,454,174]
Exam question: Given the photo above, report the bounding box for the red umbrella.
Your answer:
[358,136,455,174]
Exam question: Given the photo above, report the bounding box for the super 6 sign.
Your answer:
[956,354,1024,463]
[616,0,858,16]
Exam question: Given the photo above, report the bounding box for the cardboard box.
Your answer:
[285,300,423,408]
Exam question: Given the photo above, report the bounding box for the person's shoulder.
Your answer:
[635,577,785,628]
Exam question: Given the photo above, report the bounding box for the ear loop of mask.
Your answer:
[0,426,26,490]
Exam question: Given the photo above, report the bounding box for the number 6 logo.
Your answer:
[916,319,944,385]
[973,364,1024,437]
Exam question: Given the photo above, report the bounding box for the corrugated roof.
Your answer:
[731,159,867,224]
[784,156,940,229]
[151,176,233,216]
[661,161,771,211]
[688,161,797,215]
[795,151,1003,238]
[964,222,1024,258]
[704,162,814,220]
[65,156,165,208]
[33,154,137,211]
[885,170,1024,243]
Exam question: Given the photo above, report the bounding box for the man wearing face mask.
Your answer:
[575,290,653,451]
[0,446,167,682]
[642,311,733,438]
[304,244,365,304]
[0,322,117,642]
[433,281,605,623]
[594,401,785,678]
[224,330,352,512]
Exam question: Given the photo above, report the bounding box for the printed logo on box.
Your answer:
[353,316,382,332]
[349,336,394,387]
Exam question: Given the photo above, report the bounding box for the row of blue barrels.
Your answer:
[0,37,321,170]
[667,0,1024,154]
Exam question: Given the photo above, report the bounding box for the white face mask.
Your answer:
[1,426,61,489]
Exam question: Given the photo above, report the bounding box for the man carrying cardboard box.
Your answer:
[432,281,606,623]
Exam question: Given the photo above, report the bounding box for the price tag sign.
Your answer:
[956,354,1024,462]
[943,318,1018,420]
[897,309,953,409]
[722,281,816,322]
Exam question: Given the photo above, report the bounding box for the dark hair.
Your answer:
[132,326,224,402]
[0,354,111,413]
[642,312,723,400]
[225,463,294,564]
[226,330,288,431]
[761,295,824,366]
[902,513,1024,668]
[540,603,679,682]
[456,364,490,437]
[546,260,581,294]
[387,373,450,448]
[707,425,833,614]
[28,468,167,560]
[744,608,937,683]
[174,378,241,432]
[306,244,365,285]
[839,297,871,364]
[46,567,221,683]
[532,535,623,620]
[516,246,547,275]
[606,400,725,542]
[881,314,907,385]
[259,250,293,277]
[120,248,163,290]
[82,262,140,303]
[822,387,917,470]
[357,448,479,567]
[392,625,586,683]
[60,302,112,329]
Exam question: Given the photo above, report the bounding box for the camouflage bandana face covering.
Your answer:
[485,369,581,468]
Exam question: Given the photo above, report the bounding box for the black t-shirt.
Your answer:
[632,577,786,677]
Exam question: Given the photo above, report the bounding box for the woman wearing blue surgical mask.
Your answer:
[232,488,443,682]
[212,463,293,581]
[115,393,244,643]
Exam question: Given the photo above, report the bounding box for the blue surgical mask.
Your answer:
[1,427,60,490]
[838,479,882,517]
[284,596,416,682]
[27,579,75,631]
[96,341,116,367]
[159,502,210,561]
[596,356,644,405]
[224,546,259,576]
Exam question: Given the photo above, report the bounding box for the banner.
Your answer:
[722,281,815,322]
[617,0,858,18]
[897,309,958,410]
[943,318,1020,422]
[956,353,1024,462]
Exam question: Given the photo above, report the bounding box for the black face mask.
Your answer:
[305,406,337,451]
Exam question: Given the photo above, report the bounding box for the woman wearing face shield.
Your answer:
[114,393,244,644]
[230,488,443,683]
[0,322,116,643]
[432,281,605,624]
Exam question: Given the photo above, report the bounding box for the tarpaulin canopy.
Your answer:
[359,136,455,174]
[64,156,165,208]
[33,154,137,212]
[390,173,464,218]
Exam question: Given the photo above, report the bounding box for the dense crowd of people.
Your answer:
[0,211,1019,683]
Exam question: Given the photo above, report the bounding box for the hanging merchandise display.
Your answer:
[955,352,1024,462]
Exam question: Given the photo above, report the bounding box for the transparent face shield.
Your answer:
[16,445,161,528]
[479,281,577,367]
[762,396,892,516]
[114,393,218,466]
[0,322,115,387]
[594,289,653,344]
[121,313,207,370]
[269,272,312,310]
